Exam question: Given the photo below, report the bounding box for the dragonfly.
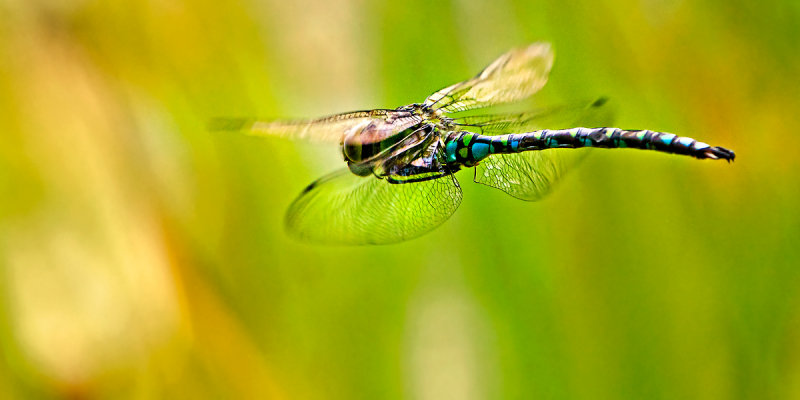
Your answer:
[214,43,735,245]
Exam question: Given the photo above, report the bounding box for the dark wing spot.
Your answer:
[592,97,609,108]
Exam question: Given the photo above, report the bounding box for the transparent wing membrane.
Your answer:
[210,109,408,143]
[424,43,554,113]
[285,164,462,245]
[473,98,612,201]
[452,98,610,135]
[474,150,585,201]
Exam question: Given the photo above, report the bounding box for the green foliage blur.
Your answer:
[1,0,798,398]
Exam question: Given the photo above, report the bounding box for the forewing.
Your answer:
[472,99,612,201]
[423,43,554,113]
[285,166,462,245]
[452,100,607,135]
[210,109,401,143]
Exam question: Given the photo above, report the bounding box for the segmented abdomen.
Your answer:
[445,128,735,166]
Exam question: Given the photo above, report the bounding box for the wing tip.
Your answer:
[591,97,610,108]
[521,41,553,54]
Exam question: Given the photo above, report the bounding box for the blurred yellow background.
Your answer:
[1,0,799,398]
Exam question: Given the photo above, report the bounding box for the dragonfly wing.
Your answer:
[474,150,580,201]
[285,162,462,245]
[452,98,609,135]
[210,109,401,143]
[472,98,613,201]
[423,43,554,113]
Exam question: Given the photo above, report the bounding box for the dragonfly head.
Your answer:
[342,114,429,160]
[343,121,399,163]
[343,120,436,178]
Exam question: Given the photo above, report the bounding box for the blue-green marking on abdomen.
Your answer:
[472,142,490,160]
[446,140,457,163]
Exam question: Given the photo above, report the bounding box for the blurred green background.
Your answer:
[1,0,799,398]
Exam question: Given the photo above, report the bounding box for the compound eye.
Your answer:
[341,119,418,163]
[342,132,363,162]
[341,121,373,163]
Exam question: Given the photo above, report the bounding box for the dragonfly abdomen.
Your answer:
[445,128,735,166]
[533,128,735,161]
